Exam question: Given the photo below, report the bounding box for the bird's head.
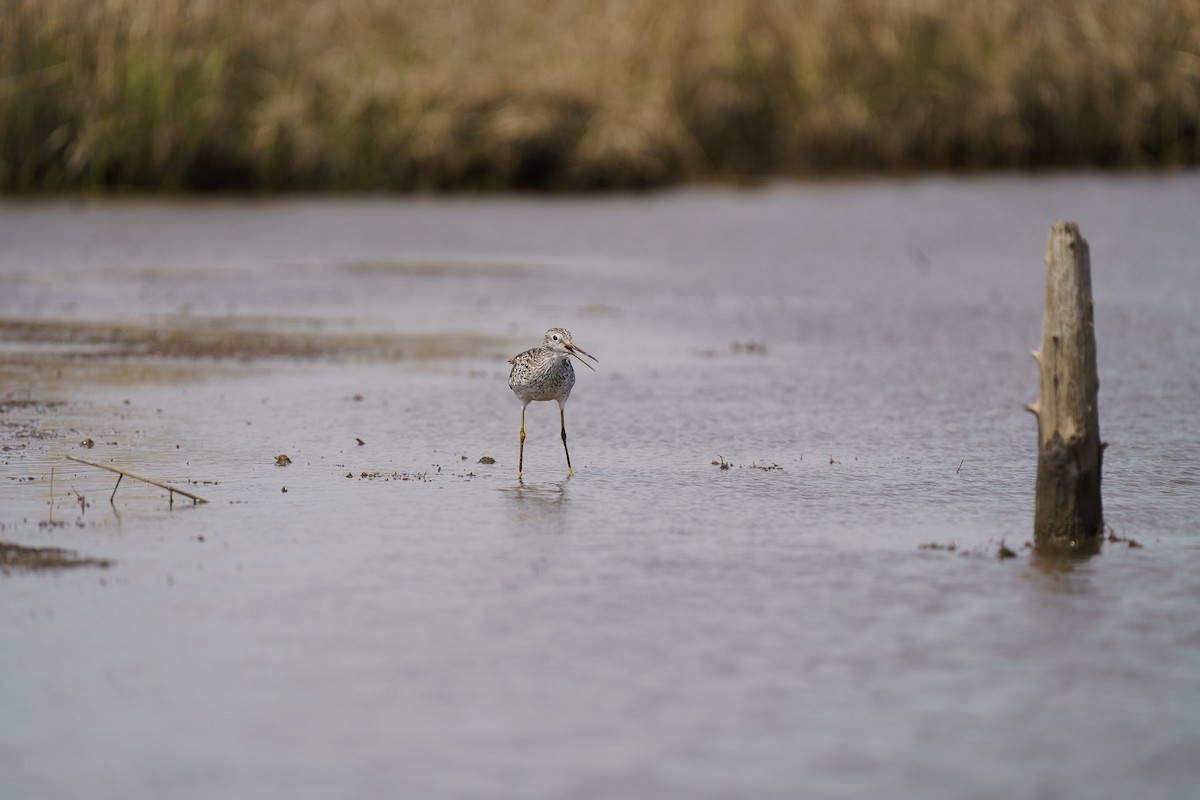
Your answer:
[543,328,598,371]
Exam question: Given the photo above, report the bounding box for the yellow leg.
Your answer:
[518,405,526,480]
[560,406,573,477]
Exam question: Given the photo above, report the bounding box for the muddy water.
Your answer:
[2,175,1199,799]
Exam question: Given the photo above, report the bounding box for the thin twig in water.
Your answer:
[65,454,208,505]
[956,459,964,474]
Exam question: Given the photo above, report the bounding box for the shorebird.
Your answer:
[507,328,597,480]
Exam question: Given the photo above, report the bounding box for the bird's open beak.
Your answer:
[566,343,598,371]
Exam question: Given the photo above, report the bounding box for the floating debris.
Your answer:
[709,455,783,472]
[918,542,957,552]
[478,456,496,465]
[353,470,431,482]
[996,541,1018,559]
[355,438,365,446]
[275,454,292,466]
[1,540,111,574]
[80,437,95,448]
[1107,528,1143,548]
[66,454,208,505]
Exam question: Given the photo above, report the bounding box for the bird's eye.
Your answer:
[552,335,560,341]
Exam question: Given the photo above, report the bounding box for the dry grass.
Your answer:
[3,0,1198,191]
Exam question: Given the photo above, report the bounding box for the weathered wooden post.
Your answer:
[1026,221,1103,544]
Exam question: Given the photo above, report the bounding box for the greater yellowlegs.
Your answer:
[507,327,597,480]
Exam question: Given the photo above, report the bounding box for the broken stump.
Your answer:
[1026,221,1104,543]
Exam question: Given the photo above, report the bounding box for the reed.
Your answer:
[3,0,1198,191]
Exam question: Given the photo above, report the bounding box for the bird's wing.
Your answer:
[508,347,539,365]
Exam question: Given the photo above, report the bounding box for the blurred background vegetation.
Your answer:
[3,0,1199,192]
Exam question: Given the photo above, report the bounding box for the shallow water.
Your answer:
[2,175,1199,799]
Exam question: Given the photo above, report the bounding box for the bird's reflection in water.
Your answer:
[499,480,569,537]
